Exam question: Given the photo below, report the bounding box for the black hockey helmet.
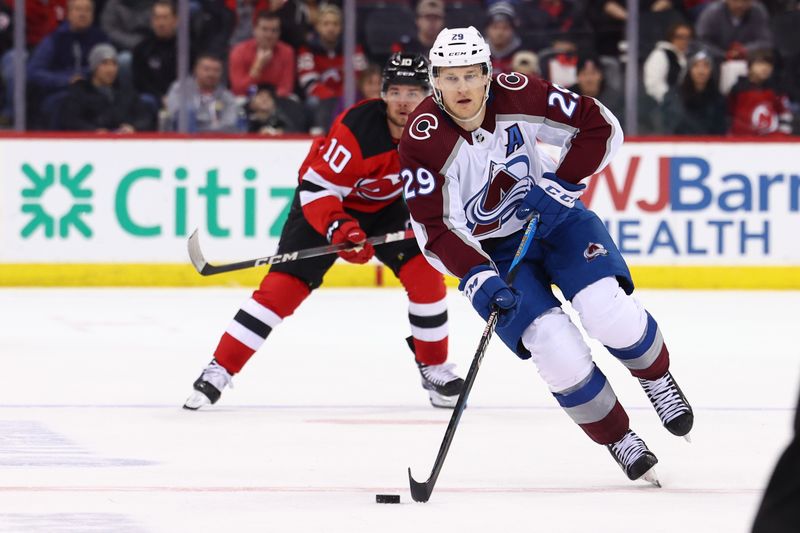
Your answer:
[381,52,430,93]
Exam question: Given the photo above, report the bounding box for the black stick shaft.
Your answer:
[188,228,414,276]
[408,215,538,503]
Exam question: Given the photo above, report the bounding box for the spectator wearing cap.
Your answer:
[165,54,240,132]
[511,50,540,77]
[695,0,773,61]
[392,0,446,57]
[661,50,727,134]
[229,11,296,97]
[644,22,693,104]
[27,0,108,105]
[727,49,793,135]
[485,2,523,74]
[59,43,154,131]
[568,56,624,126]
[132,0,185,106]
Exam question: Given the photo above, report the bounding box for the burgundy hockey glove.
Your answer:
[516,172,585,239]
[458,265,520,328]
[327,219,375,264]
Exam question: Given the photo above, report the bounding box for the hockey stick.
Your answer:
[187,228,415,276]
[408,214,539,503]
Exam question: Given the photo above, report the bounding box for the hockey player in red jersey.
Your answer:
[399,27,694,484]
[184,53,464,410]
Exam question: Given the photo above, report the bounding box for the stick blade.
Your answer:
[408,468,432,503]
[187,229,210,275]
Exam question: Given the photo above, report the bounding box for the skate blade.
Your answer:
[642,468,661,488]
[683,433,692,443]
[427,390,459,409]
[183,391,212,410]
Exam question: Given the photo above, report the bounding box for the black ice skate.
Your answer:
[406,336,464,408]
[607,429,660,486]
[639,371,694,440]
[183,359,233,410]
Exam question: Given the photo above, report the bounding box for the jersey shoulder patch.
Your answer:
[399,98,461,173]
[340,99,396,159]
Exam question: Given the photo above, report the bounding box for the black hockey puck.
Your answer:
[375,494,400,504]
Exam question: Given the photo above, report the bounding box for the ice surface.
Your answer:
[0,288,797,532]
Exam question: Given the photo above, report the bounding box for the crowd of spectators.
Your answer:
[0,0,797,136]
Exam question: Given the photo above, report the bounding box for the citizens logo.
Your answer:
[20,163,93,238]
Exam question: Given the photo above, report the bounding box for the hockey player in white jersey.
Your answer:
[398,26,694,484]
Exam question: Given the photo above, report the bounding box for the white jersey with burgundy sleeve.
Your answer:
[398,72,623,278]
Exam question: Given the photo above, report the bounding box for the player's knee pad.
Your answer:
[520,307,593,392]
[252,271,311,319]
[572,277,647,349]
[398,255,446,303]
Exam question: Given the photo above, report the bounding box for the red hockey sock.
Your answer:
[213,272,310,374]
[398,255,448,365]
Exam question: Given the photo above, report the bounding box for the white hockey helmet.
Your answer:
[428,26,493,118]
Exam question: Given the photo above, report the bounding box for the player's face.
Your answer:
[435,65,488,121]
[383,84,426,128]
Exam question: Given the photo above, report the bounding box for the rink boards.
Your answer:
[0,135,798,288]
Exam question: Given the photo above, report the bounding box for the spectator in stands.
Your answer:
[511,50,541,77]
[695,0,773,61]
[229,11,295,97]
[538,34,578,86]
[728,49,793,135]
[192,0,235,58]
[59,43,153,131]
[132,0,182,106]
[392,0,445,57]
[661,50,727,134]
[23,0,68,49]
[521,0,586,52]
[245,83,303,134]
[229,0,312,49]
[298,3,366,134]
[165,54,240,132]
[485,2,522,73]
[26,0,108,125]
[644,22,693,104]
[568,55,624,126]
[101,0,153,53]
[358,63,382,101]
[587,0,678,57]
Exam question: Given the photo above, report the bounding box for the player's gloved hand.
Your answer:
[328,219,375,264]
[458,265,520,328]
[516,172,585,239]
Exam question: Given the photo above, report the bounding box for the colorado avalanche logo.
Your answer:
[583,242,609,262]
[354,175,403,201]
[463,155,531,237]
[409,113,439,140]
[496,72,529,91]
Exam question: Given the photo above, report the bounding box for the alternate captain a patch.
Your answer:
[505,123,524,157]
[584,242,609,262]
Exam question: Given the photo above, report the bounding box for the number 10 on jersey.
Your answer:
[401,168,436,200]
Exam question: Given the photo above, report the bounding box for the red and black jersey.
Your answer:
[297,98,403,237]
[297,39,367,100]
[728,78,792,136]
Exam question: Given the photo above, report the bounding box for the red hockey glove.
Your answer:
[327,219,375,264]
